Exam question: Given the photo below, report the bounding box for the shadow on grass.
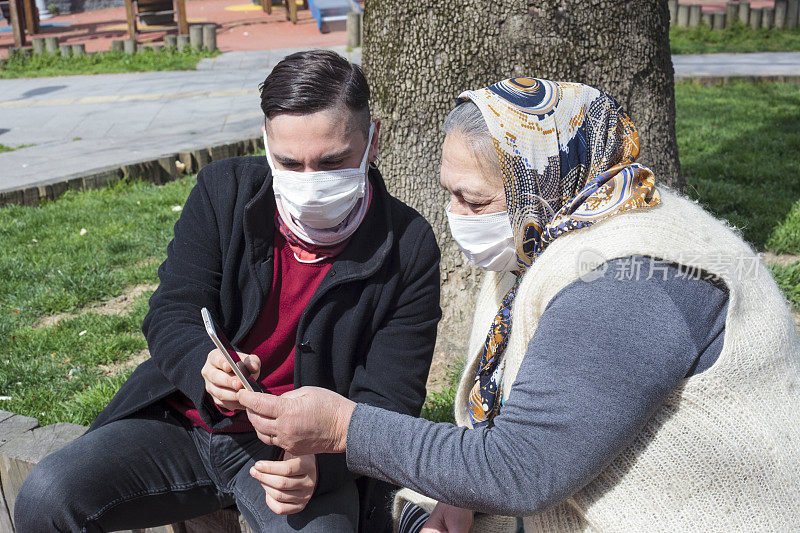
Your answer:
[676,81,800,252]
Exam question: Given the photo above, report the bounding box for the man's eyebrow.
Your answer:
[273,154,300,165]
[319,148,352,162]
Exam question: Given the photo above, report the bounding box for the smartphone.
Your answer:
[201,307,259,393]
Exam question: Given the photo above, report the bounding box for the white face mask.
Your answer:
[445,204,518,272]
[264,122,375,229]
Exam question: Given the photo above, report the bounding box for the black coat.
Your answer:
[89,156,441,530]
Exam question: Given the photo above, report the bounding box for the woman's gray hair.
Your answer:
[442,101,501,180]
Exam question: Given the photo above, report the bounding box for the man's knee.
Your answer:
[14,449,86,531]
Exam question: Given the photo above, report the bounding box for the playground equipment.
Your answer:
[124,0,188,39]
[308,0,360,32]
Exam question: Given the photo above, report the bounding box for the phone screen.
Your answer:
[200,307,257,393]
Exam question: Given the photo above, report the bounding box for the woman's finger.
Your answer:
[244,411,280,439]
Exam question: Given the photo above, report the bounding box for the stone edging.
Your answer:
[0,136,262,208]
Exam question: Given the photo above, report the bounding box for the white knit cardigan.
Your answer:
[394,188,800,532]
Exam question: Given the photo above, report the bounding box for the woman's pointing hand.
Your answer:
[238,386,357,456]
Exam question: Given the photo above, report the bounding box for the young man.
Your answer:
[14,50,441,532]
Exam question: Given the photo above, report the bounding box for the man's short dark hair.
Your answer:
[259,49,371,136]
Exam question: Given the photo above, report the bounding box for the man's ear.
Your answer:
[369,119,381,163]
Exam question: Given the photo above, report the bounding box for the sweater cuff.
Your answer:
[345,403,382,479]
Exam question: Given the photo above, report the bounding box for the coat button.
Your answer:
[299,341,312,352]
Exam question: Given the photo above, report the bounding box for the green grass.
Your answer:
[420,361,464,425]
[670,23,800,54]
[0,177,195,424]
[676,81,800,252]
[770,262,800,309]
[0,47,220,79]
[0,143,34,153]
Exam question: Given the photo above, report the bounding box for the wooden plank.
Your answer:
[183,508,243,532]
[22,0,37,35]
[176,0,188,33]
[0,422,86,521]
[8,0,26,48]
[0,414,39,448]
[125,0,138,40]
[0,413,38,531]
[0,479,13,533]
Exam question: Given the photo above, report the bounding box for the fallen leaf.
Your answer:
[79,228,87,236]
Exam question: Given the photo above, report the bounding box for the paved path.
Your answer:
[0,46,360,193]
[0,50,794,194]
[673,51,800,78]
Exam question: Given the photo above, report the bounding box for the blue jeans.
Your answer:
[13,401,358,532]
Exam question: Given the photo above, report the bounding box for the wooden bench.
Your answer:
[0,410,251,532]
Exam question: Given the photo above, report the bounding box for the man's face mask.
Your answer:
[264,122,375,230]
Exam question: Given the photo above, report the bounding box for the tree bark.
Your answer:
[363,0,683,367]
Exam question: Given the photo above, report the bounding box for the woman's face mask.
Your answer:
[264,122,375,230]
[446,204,518,272]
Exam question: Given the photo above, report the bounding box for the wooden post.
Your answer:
[749,6,762,29]
[8,0,27,48]
[32,36,45,54]
[688,4,702,27]
[72,43,86,56]
[125,0,137,39]
[738,1,750,24]
[762,6,774,28]
[677,3,689,26]
[1,423,88,523]
[124,38,137,54]
[775,0,788,29]
[177,34,190,51]
[346,11,360,48]
[22,0,38,36]
[702,12,712,27]
[286,0,297,23]
[44,35,58,53]
[189,24,202,49]
[726,1,739,27]
[202,23,216,51]
[713,12,726,29]
[668,0,678,26]
[176,0,188,35]
[788,0,799,29]
[739,2,750,26]
[262,0,271,14]
[0,411,39,529]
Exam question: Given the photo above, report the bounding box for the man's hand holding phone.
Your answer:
[201,349,261,411]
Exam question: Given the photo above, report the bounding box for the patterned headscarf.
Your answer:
[463,78,660,428]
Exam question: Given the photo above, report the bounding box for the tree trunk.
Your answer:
[363,0,683,370]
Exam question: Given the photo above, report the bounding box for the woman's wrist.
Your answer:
[334,399,357,453]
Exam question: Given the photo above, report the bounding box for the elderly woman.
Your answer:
[238,78,800,532]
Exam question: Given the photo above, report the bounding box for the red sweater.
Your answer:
[165,230,331,432]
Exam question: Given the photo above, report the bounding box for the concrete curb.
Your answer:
[0,136,261,208]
